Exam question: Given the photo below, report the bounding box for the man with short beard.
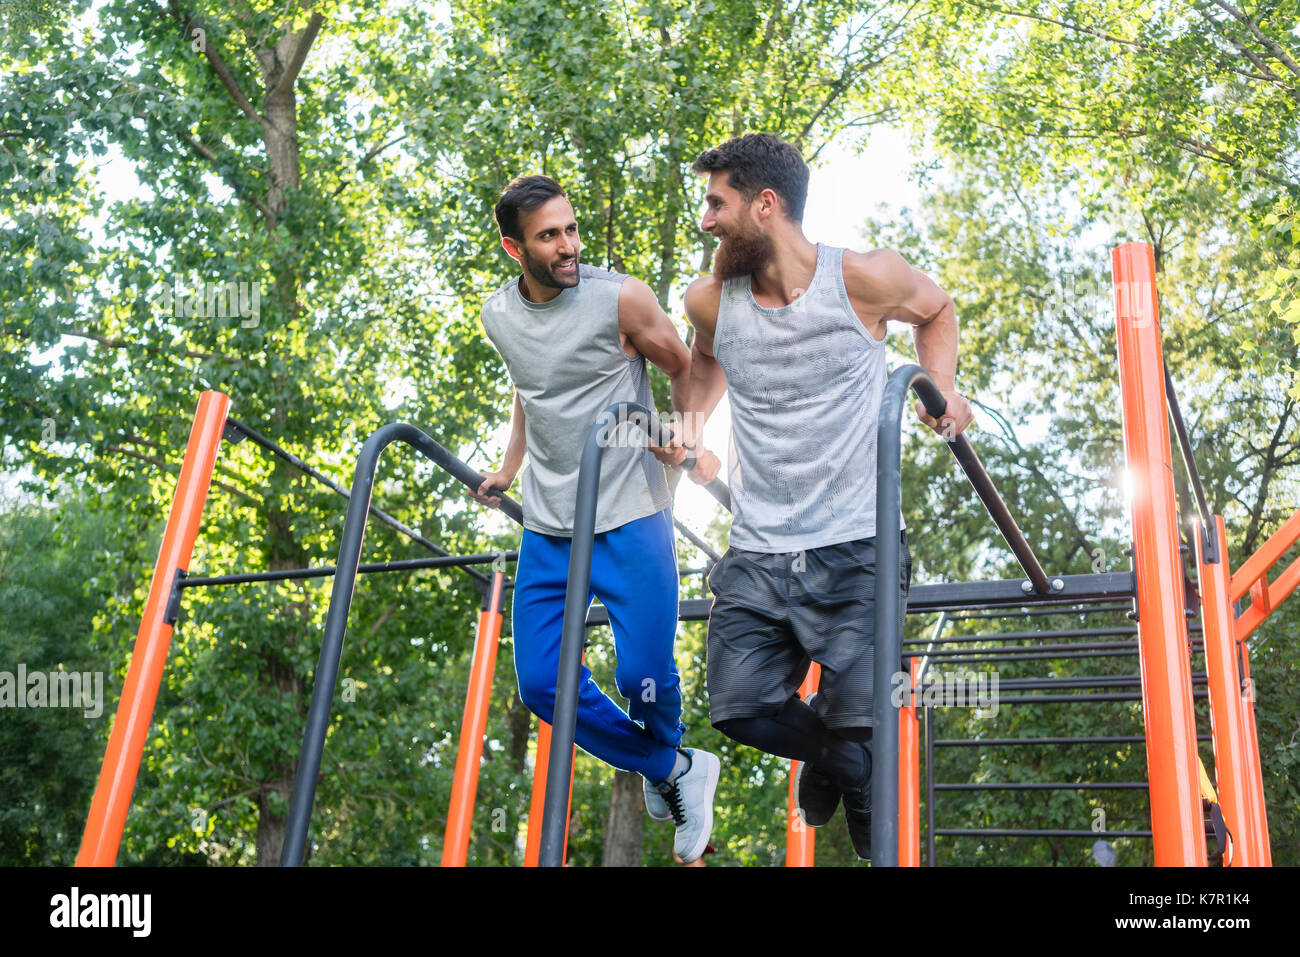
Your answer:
[472,174,722,863]
[677,134,973,860]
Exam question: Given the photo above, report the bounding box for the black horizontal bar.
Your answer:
[934,826,1217,838]
[665,573,1136,623]
[917,639,1138,656]
[969,675,1146,690]
[947,604,1134,620]
[933,735,1212,747]
[907,648,1139,666]
[904,623,1202,647]
[905,626,1138,645]
[913,675,1209,697]
[934,829,1155,838]
[990,691,1209,704]
[934,782,1148,791]
[905,573,1134,612]
[181,553,517,587]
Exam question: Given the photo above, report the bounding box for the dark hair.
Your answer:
[691,133,809,222]
[494,175,567,241]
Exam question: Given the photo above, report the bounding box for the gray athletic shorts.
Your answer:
[705,533,912,732]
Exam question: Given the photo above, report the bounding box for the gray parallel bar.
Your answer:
[874,365,1053,867]
[940,675,1147,691]
[281,423,524,867]
[227,418,520,588]
[539,415,604,868]
[902,573,1134,613]
[540,402,733,867]
[904,626,1201,648]
[916,639,1139,656]
[906,647,1139,666]
[903,626,1139,645]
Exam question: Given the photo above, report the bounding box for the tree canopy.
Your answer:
[2,0,1296,866]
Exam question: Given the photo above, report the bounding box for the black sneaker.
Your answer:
[794,761,841,827]
[842,743,873,860]
[793,692,841,827]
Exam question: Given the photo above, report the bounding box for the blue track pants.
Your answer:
[511,507,682,783]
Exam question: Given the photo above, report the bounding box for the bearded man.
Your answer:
[676,134,973,860]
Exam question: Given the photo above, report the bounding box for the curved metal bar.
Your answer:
[281,423,522,866]
[873,365,1051,866]
[1163,359,1216,561]
[537,414,605,866]
[228,417,495,587]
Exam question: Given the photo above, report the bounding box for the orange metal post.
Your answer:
[1239,645,1272,865]
[524,714,576,867]
[441,572,505,866]
[77,391,230,867]
[899,656,920,867]
[1112,243,1206,866]
[1195,517,1256,866]
[785,662,822,867]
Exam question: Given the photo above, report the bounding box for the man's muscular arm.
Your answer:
[681,277,728,447]
[620,276,691,408]
[843,249,973,437]
[472,390,526,507]
[620,277,721,482]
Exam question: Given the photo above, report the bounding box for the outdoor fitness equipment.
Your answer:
[77,242,1284,867]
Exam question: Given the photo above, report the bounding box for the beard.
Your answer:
[522,248,580,290]
[712,221,774,281]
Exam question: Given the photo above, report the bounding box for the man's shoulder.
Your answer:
[840,248,912,296]
[481,276,520,323]
[683,275,723,331]
[577,263,629,287]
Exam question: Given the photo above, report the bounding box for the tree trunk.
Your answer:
[256,763,298,866]
[246,15,318,867]
[507,690,532,775]
[601,769,644,866]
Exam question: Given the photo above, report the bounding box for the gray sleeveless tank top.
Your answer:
[480,263,670,537]
[713,243,903,552]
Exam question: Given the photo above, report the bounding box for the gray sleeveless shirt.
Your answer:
[480,264,670,537]
[713,243,904,552]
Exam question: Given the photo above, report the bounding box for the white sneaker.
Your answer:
[654,747,720,863]
[644,775,673,822]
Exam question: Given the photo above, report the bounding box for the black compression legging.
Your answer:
[714,696,871,790]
